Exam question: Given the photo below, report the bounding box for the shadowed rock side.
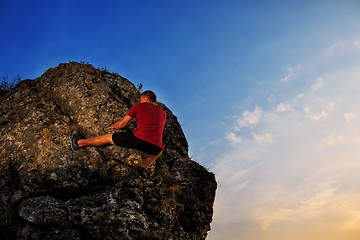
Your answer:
[0,62,216,240]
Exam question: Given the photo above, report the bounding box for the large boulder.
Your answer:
[0,62,216,240]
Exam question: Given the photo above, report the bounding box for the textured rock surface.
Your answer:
[0,62,217,240]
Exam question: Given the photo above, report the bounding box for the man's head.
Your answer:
[140,90,157,103]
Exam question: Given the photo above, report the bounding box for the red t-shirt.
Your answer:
[127,102,166,148]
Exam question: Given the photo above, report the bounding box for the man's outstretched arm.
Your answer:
[106,115,133,130]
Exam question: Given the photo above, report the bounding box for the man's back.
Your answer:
[127,102,166,148]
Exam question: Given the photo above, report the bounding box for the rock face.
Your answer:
[0,62,217,240]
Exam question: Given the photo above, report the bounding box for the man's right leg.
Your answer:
[77,133,114,148]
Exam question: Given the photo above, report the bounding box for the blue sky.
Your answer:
[2,1,360,239]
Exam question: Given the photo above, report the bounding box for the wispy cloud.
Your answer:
[280,67,293,83]
[304,101,335,121]
[316,134,344,148]
[310,77,324,91]
[325,41,346,54]
[258,208,293,230]
[280,65,302,83]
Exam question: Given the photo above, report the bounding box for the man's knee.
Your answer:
[149,149,163,159]
[157,149,164,157]
[105,133,114,145]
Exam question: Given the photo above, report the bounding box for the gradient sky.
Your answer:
[1,1,360,239]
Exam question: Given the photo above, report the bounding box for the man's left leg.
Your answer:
[137,150,163,178]
[142,150,164,170]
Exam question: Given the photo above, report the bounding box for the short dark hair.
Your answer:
[141,90,157,102]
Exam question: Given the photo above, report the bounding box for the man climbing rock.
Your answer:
[70,90,166,178]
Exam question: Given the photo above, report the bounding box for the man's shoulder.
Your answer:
[138,102,164,109]
[154,104,166,114]
[134,103,165,114]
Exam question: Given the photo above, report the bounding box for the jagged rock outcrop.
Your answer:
[0,62,217,240]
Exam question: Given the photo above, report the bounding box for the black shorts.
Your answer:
[112,132,163,156]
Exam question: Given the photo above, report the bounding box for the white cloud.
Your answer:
[225,132,242,144]
[310,77,324,91]
[343,113,356,121]
[325,41,346,54]
[280,65,302,83]
[354,39,360,46]
[316,134,344,148]
[276,103,294,112]
[236,106,262,129]
[280,67,293,83]
[304,101,335,121]
[267,94,276,103]
[230,169,251,182]
[252,133,274,144]
[295,93,304,99]
[229,180,251,194]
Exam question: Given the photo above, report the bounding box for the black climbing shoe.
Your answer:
[137,167,148,179]
[70,135,82,151]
